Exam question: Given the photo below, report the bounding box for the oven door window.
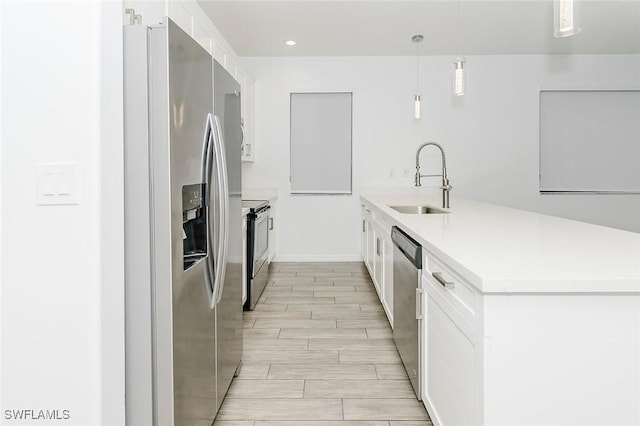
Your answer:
[253,212,269,276]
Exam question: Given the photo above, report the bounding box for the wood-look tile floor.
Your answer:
[214,262,432,426]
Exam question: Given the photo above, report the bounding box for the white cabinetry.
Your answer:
[267,200,276,262]
[422,252,482,426]
[360,202,393,326]
[360,206,367,268]
[361,205,374,275]
[373,214,393,325]
[238,72,255,162]
[373,231,383,297]
[382,235,394,324]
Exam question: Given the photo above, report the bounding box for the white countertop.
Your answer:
[243,187,278,202]
[361,188,640,293]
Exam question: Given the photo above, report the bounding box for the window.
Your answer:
[290,92,352,194]
[539,90,640,193]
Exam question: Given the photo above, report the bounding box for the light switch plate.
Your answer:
[36,163,79,205]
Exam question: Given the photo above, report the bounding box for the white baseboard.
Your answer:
[272,254,363,263]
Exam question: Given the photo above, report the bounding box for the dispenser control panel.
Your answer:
[182,184,205,218]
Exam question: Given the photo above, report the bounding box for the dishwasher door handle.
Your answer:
[415,288,423,320]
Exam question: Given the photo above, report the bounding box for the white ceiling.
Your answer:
[197,0,640,56]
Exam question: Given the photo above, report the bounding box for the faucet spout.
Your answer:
[414,141,452,209]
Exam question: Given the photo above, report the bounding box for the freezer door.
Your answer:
[148,19,217,425]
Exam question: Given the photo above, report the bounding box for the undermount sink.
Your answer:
[389,205,449,215]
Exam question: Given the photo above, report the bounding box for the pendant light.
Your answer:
[453,0,466,96]
[453,59,465,96]
[554,0,581,38]
[412,34,423,120]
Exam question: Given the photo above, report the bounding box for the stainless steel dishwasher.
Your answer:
[392,226,422,400]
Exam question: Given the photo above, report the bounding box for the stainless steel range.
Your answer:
[242,200,271,310]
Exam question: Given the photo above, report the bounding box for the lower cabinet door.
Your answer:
[366,220,375,274]
[268,201,276,262]
[424,285,482,426]
[360,216,367,262]
[382,237,393,326]
[373,234,383,296]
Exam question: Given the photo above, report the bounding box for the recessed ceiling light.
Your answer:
[285,40,297,46]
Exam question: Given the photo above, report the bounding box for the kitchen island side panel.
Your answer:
[483,293,640,426]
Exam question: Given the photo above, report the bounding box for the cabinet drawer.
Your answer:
[423,254,479,327]
[372,211,391,236]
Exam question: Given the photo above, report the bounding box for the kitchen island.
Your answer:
[360,187,640,426]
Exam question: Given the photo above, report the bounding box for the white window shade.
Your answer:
[539,90,640,193]
[290,92,353,194]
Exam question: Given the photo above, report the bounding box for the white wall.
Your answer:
[0,0,4,415]
[241,55,640,261]
[0,2,124,424]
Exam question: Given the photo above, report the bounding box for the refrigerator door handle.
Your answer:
[213,115,229,304]
[201,113,217,304]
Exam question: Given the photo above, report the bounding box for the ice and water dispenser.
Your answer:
[182,184,207,270]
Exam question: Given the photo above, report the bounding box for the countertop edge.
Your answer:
[360,192,640,294]
[243,187,278,203]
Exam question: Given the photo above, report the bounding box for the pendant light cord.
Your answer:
[416,39,419,94]
[456,0,461,56]
[412,35,423,94]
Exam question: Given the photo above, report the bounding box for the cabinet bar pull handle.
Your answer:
[376,237,381,256]
[269,217,274,230]
[416,288,423,320]
[362,220,366,233]
[432,272,455,289]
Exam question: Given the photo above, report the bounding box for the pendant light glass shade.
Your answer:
[554,0,581,38]
[414,95,421,119]
[453,58,466,96]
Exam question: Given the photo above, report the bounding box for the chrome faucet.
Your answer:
[415,142,452,209]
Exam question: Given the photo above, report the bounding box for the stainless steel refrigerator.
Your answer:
[124,18,243,425]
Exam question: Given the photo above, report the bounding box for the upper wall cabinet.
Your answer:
[237,70,255,162]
